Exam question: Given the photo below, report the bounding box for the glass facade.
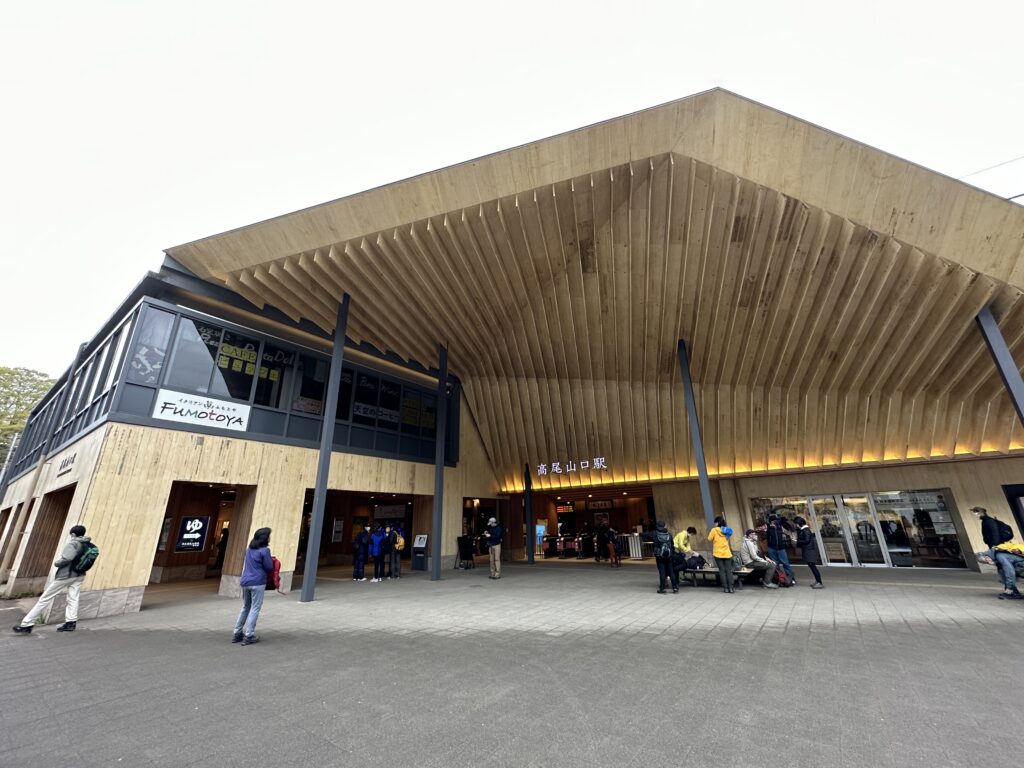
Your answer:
[750,489,967,569]
[4,298,460,483]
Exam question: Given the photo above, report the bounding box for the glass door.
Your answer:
[839,495,889,566]
[808,496,855,566]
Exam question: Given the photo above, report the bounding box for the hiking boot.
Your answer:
[56,622,77,632]
[232,631,244,643]
[12,625,32,634]
[241,634,260,646]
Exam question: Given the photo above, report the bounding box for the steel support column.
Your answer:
[977,305,1024,428]
[523,464,534,564]
[300,295,350,603]
[677,339,716,529]
[430,345,448,581]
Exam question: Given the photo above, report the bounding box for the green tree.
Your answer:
[0,367,55,470]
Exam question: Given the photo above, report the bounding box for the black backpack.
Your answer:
[996,519,1015,544]
[654,530,672,558]
[71,540,100,575]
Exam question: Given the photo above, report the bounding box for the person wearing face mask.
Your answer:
[765,514,795,585]
[739,529,778,588]
[794,516,824,589]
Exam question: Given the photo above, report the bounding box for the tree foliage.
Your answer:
[0,367,55,470]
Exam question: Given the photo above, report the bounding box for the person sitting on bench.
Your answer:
[739,529,778,589]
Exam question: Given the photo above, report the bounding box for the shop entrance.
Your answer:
[753,489,967,568]
[8,486,75,594]
[149,482,236,585]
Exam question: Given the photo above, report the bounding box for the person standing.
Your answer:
[794,517,824,589]
[382,523,394,579]
[606,526,621,568]
[233,527,274,646]
[352,524,369,582]
[369,525,386,583]
[765,514,795,584]
[973,506,1007,549]
[708,517,736,593]
[650,521,678,593]
[386,524,402,580]
[484,517,503,579]
[740,529,778,588]
[13,525,94,634]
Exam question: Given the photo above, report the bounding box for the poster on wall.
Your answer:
[153,389,251,432]
[174,516,210,552]
[157,518,172,552]
[331,518,345,543]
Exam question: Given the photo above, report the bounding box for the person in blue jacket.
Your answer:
[369,524,387,583]
[233,527,274,646]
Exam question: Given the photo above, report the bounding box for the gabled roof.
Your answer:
[164,89,1024,490]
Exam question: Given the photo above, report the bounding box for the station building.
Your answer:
[3,89,1024,618]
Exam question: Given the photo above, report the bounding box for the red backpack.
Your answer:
[266,556,282,592]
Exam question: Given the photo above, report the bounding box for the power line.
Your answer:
[958,154,1024,179]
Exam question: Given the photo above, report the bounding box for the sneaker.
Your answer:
[657,589,666,594]
[763,582,779,589]
[12,625,32,634]
[56,621,77,632]
[672,588,679,594]
[998,591,1023,600]
[810,582,825,589]
[232,632,244,643]
[358,578,367,582]
[241,634,260,646]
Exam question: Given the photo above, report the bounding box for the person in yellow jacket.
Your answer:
[991,541,1024,599]
[708,516,738,593]
[673,526,697,558]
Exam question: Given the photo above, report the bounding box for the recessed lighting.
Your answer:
[622,492,627,495]
[588,494,593,498]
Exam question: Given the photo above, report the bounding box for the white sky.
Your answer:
[2,1,1022,377]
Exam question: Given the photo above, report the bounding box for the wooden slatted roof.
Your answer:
[166,89,1024,492]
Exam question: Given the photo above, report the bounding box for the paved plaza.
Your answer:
[2,561,1023,767]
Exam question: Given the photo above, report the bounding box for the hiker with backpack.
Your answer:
[369,524,387,583]
[974,506,1013,549]
[647,520,678,593]
[233,527,274,646]
[13,524,98,634]
[708,516,737,593]
[389,528,405,581]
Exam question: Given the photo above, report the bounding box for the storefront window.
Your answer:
[871,490,965,568]
[210,331,260,400]
[352,372,379,426]
[421,394,437,439]
[291,354,326,415]
[164,319,223,394]
[401,390,421,436]
[337,368,354,421]
[255,344,295,409]
[377,380,401,431]
[125,308,175,386]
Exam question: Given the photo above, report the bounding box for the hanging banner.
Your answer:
[153,389,251,432]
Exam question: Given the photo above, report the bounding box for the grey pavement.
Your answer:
[2,560,1023,768]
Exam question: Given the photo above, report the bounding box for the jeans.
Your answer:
[768,548,794,578]
[373,555,385,580]
[994,550,1024,590]
[715,557,736,590]
[655,556,678,589]
[20,576,84,626]
[390,550,401,578]
[353,556,365,580]
[234,585,266,637]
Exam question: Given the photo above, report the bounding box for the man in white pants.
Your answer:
[13,525,91,634]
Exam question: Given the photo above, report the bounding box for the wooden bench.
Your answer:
[677,566,753,588]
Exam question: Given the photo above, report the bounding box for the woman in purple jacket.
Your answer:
[233,527,274,646]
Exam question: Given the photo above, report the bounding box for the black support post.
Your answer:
[430,345,448,581]
[677,339,716,530]
[977,305,1024,428]
[523,464,534,564]
[300,295,350,603]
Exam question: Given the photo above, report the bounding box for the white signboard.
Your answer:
[153,389,251,432]
[413,534,428,549]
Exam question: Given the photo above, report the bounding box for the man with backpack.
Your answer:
[973,506,1013,549]
[13,525,97,634]
[648,520,678,594]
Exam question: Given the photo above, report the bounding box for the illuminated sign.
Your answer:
[537,457,608,476]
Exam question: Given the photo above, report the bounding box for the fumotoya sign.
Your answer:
[153,389,251,432]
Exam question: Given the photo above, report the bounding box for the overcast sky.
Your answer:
[2,1,1022,377]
